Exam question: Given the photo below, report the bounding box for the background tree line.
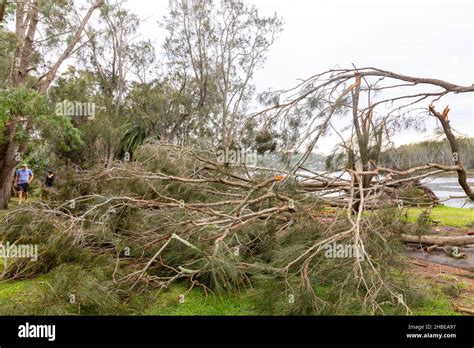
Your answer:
[379,137,474,170]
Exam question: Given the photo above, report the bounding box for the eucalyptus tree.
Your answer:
[81,0,157,167]
[161,0,283,146]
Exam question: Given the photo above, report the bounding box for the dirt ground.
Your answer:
[408,258,474,314]
[410,259,474,315]
[404,226,474,314]
[403,225,474,270]
[430,225,473,236]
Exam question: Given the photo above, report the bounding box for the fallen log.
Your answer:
[453,303,474,315]
[414,179,439,204]
[402,234,474,246]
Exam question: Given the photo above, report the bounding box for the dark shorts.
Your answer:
[17,182,30,193]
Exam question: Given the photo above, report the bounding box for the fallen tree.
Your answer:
[2,65,473,315]
[0,141,416,315]
[402,234,474,246]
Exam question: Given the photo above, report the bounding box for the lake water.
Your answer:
[421,176,474,209]
[303,170,474,209]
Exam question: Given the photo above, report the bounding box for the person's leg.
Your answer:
[24,183,30,204]
[18,189,23,206]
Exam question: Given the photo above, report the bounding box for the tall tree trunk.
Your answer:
[0,0,7,24]
[0,145,18,209]
[350,75,371,212]
[0,123,19,208]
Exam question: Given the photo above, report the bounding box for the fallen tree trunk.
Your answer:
[414,179,439,204]
[453,303,474,315]
[402,234,474,246]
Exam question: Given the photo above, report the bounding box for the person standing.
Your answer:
[45,170,55,188]
[16,163,34,206]
[42,170,56,201]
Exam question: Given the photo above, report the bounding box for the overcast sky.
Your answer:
[126,0,473,154]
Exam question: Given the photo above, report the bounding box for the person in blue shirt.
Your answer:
[16,163,34,206]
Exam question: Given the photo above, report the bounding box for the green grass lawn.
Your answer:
[410,290,460,316]
[143,284,260,315]
[0,197,41,218]
[0,271,462,315]
[406,205,474,227]
[0,275,260,315]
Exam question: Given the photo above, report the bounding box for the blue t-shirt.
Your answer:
[17,169,33,184]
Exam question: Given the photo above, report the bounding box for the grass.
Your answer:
[411,276,473,315]
[0,197,41,218]
[0,271,463,315]
[406,205,474,227]
[411,291,460,315]
[0,274,260,315]
[143,284,260,315]
[0,275,49,308]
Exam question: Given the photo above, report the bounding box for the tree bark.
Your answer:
[0,0,7,24]
[0,135,18,209]
[402,234,474,246]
